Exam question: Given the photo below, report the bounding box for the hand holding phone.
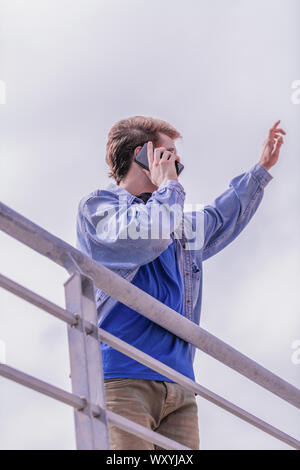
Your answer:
[134,142,184,187]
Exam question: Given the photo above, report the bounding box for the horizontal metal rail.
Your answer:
[0,273,76,325]
[0,363,85,410]
[0,363,190,450]
[1,201,299,410]
[1,274,299,449]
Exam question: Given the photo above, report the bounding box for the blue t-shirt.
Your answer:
[99,240,195,383]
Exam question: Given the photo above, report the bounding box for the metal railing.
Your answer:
[0,201,300,450]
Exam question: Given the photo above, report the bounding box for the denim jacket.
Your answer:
[76,162,273,363]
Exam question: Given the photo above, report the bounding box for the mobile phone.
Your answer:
[134,142,184,176]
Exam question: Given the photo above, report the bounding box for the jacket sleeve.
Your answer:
[202,162,273,261]
[79,179,186,269]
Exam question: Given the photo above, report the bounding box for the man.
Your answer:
[76,115,285,450]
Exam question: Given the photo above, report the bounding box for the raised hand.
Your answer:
[259,120,286,171]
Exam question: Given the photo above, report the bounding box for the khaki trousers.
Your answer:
[103,378,200,450]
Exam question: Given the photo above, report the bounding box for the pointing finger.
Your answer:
[272,120,281,129]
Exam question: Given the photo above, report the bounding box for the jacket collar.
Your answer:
[105,181,147,204]
[106,182,134,200]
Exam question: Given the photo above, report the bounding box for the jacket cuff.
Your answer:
[157,179,186,198]
[249,162,273,188]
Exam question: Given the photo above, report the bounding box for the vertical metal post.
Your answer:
[64,272,109,450]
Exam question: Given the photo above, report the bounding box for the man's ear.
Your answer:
[133,146,142,158]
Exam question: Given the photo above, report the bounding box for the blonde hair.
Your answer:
[105,115,182,184]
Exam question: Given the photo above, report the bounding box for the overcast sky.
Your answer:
[0,0,299,450]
